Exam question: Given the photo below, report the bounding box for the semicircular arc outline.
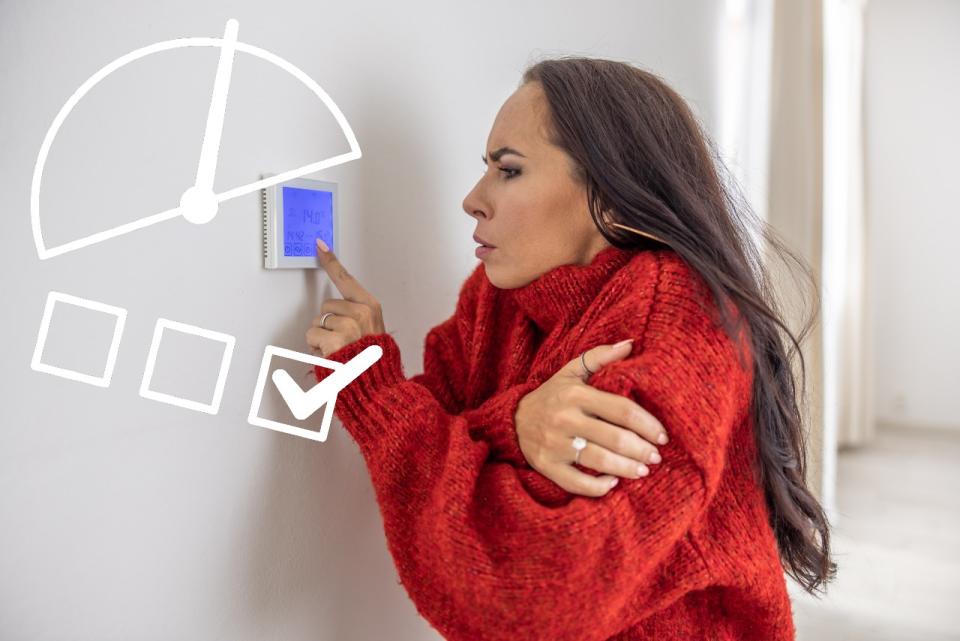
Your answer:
[31,33,362,260]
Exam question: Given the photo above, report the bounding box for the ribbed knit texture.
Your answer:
[314,245,796,641]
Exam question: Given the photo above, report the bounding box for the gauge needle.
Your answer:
[180,18,239,224]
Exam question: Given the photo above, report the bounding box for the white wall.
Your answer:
[0,1,721,638]
[864,0,960,432]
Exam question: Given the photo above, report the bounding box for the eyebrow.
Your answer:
[481,146,527,163]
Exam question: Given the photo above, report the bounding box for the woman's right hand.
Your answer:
[514,339,669,497]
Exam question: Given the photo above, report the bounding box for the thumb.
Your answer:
[568,338,635,379]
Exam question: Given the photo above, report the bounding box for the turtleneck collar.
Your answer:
[498,244,637,333]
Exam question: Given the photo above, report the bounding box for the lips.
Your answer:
[472,233,496,248]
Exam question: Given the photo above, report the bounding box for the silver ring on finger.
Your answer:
[571,435,588,465]
[579,350,595,380]
[319,312,336,329]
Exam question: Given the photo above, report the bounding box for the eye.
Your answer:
[479,155,520,180]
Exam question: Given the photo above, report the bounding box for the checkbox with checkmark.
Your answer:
[247,344,382,443]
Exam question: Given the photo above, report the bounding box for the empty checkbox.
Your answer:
[139,318,236,415]
[31,291,127,388]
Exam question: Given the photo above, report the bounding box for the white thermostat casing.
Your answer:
[261,173,339,269]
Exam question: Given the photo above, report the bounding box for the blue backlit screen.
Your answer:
[282,186,333,257]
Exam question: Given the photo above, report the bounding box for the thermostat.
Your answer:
[261,174,338,269]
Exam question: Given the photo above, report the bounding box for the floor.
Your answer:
[789,424,960,640]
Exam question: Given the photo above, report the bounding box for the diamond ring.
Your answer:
[571,435,588,465]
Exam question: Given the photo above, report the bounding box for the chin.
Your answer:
[483,266,529,290]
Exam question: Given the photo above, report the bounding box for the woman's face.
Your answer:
[462,81,611,289]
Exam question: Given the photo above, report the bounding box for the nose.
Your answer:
[463,181,488,221]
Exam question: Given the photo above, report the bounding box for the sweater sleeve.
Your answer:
[348,263,540,455]
[311,262,754,641]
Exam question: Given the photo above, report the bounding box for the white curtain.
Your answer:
[718,0,826,502]
[717,0,873,517]
[716,0,774,232]
[823,0,874,454]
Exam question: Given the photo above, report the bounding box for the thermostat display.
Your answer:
[261,175,339,269]
[282,186,333,257]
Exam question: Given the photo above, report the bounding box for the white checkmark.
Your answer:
[271,344,383,420]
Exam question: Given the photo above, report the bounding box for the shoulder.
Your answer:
[602,248,752,372]
[618,248,713,304]
[596,250,755,460]
[598,248,714,331]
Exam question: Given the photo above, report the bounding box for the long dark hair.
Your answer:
[522,56,836,594]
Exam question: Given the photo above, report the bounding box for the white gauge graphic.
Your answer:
[30,17,362,260]
[29,18,367,441]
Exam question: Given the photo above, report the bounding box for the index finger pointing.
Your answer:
[316,238,375,304]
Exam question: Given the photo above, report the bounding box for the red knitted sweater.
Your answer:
[314,245,796,641]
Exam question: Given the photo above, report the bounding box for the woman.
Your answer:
[305,57,835,641]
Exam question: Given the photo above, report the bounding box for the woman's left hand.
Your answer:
[305,238,386,357]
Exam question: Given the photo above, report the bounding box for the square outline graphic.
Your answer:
[139,318,236,415]
[248,346,342,443]
[31,291,128,388]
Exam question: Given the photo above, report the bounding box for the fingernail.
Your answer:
[649,451,661,464]
[609,477,619,488]
[637,464,649,477]
[316,238,330,253]
[658,432,669,444]
[613,338,634,348]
